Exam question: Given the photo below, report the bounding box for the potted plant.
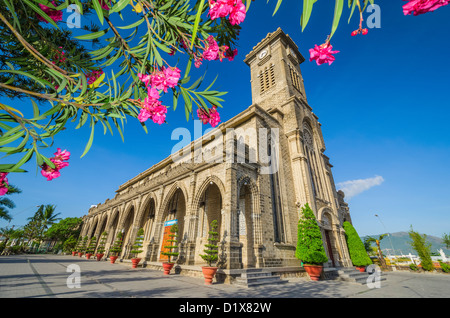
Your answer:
[161,224,179,275]
[130,228,144,268]
[78,236,88,257]
[200,220,219,285]
[96,231,107,261]
[85,236,96,259]
[343,221,372,272]
[71,237,80,256]
[109,231,123,264]
[295,203,328,281]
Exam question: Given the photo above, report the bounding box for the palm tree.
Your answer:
[365,234,388,268]
[0,226,16,246]
[0,185,21,222]
[26,205,61,247]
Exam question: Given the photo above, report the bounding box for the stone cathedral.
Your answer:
[79,28,355,279]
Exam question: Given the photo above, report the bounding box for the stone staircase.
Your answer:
[330,267,387,285]
[233,268,289,288]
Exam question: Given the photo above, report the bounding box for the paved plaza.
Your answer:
[1,254,449,301]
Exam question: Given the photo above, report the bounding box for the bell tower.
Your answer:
[244,28,307,111]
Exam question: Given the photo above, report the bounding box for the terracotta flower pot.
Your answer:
[356,266,366,273]
[303,264,323,281]
[96,253,104,261]
[110,256,118,264]
[72,251,77,256]
[162,262,174,275]
[202,267,218,285]
[131,258,141,268]
[85,253,92,260]
[78,252,83,257]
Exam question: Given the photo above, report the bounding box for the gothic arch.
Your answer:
[317,207,338,229]
[191,175,226,213]
[159,181,189,219]
[136,192,158,226]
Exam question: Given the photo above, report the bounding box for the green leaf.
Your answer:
[329,0,344,40]
[190,0,205,50]
[272,0,283,16]
[23,0,59,28]
[110,0,129,13]
[300,0,316,32]
[75,29,109,40]
[80,118,95,158]
[92,0,105,25]
[9,148,33,172]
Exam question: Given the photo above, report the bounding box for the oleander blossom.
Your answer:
[197,106,221,128]
[135,87,168,125]
[37,1,63,23]
[40,148,71,181]
[208,0,246,25]
[309,42,340,66]
[0,173,9,196]
[149,66,181,93]
[202,36,220,61]
[403,0,449,15]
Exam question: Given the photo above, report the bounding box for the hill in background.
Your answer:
[361,231,450,256]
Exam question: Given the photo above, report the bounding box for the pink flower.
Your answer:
[197,106,221,127]
[37,1,63,23]
[403,0,449,15]
[150,69,169,92]
[208,0,233,20]
[40,148,70,181]
[229,0,246,25]
[209,106,221,127]
[150,104,168,125]
[309,43,340,66]
[53,148,71,162]
[163,67,181,88]
[202,36,220,61]
[138,73,151,87]
[138,101,167,125]
[225,48,238,61]
[41,164,61,181]
[194,57,203,68]
[197,108,210,125]
[0,173,9,196]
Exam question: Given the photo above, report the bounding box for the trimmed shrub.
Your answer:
[130,228,144,258]
[200,220,219,267]
[295,203,328,265]
[343,221,372,267]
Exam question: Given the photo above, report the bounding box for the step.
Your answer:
[334,267,387,285]
[232,269,288,288]
[234,275,289,288]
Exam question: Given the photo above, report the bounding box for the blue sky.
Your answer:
[1,1,450,239]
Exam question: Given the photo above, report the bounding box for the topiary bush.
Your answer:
[161,224,179,264]
[200,220,219,267]
[295,203,328,265]
[343,221,372,267]
[96,231,108,255]
[130,228,145,259]
[110,231,123,257]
